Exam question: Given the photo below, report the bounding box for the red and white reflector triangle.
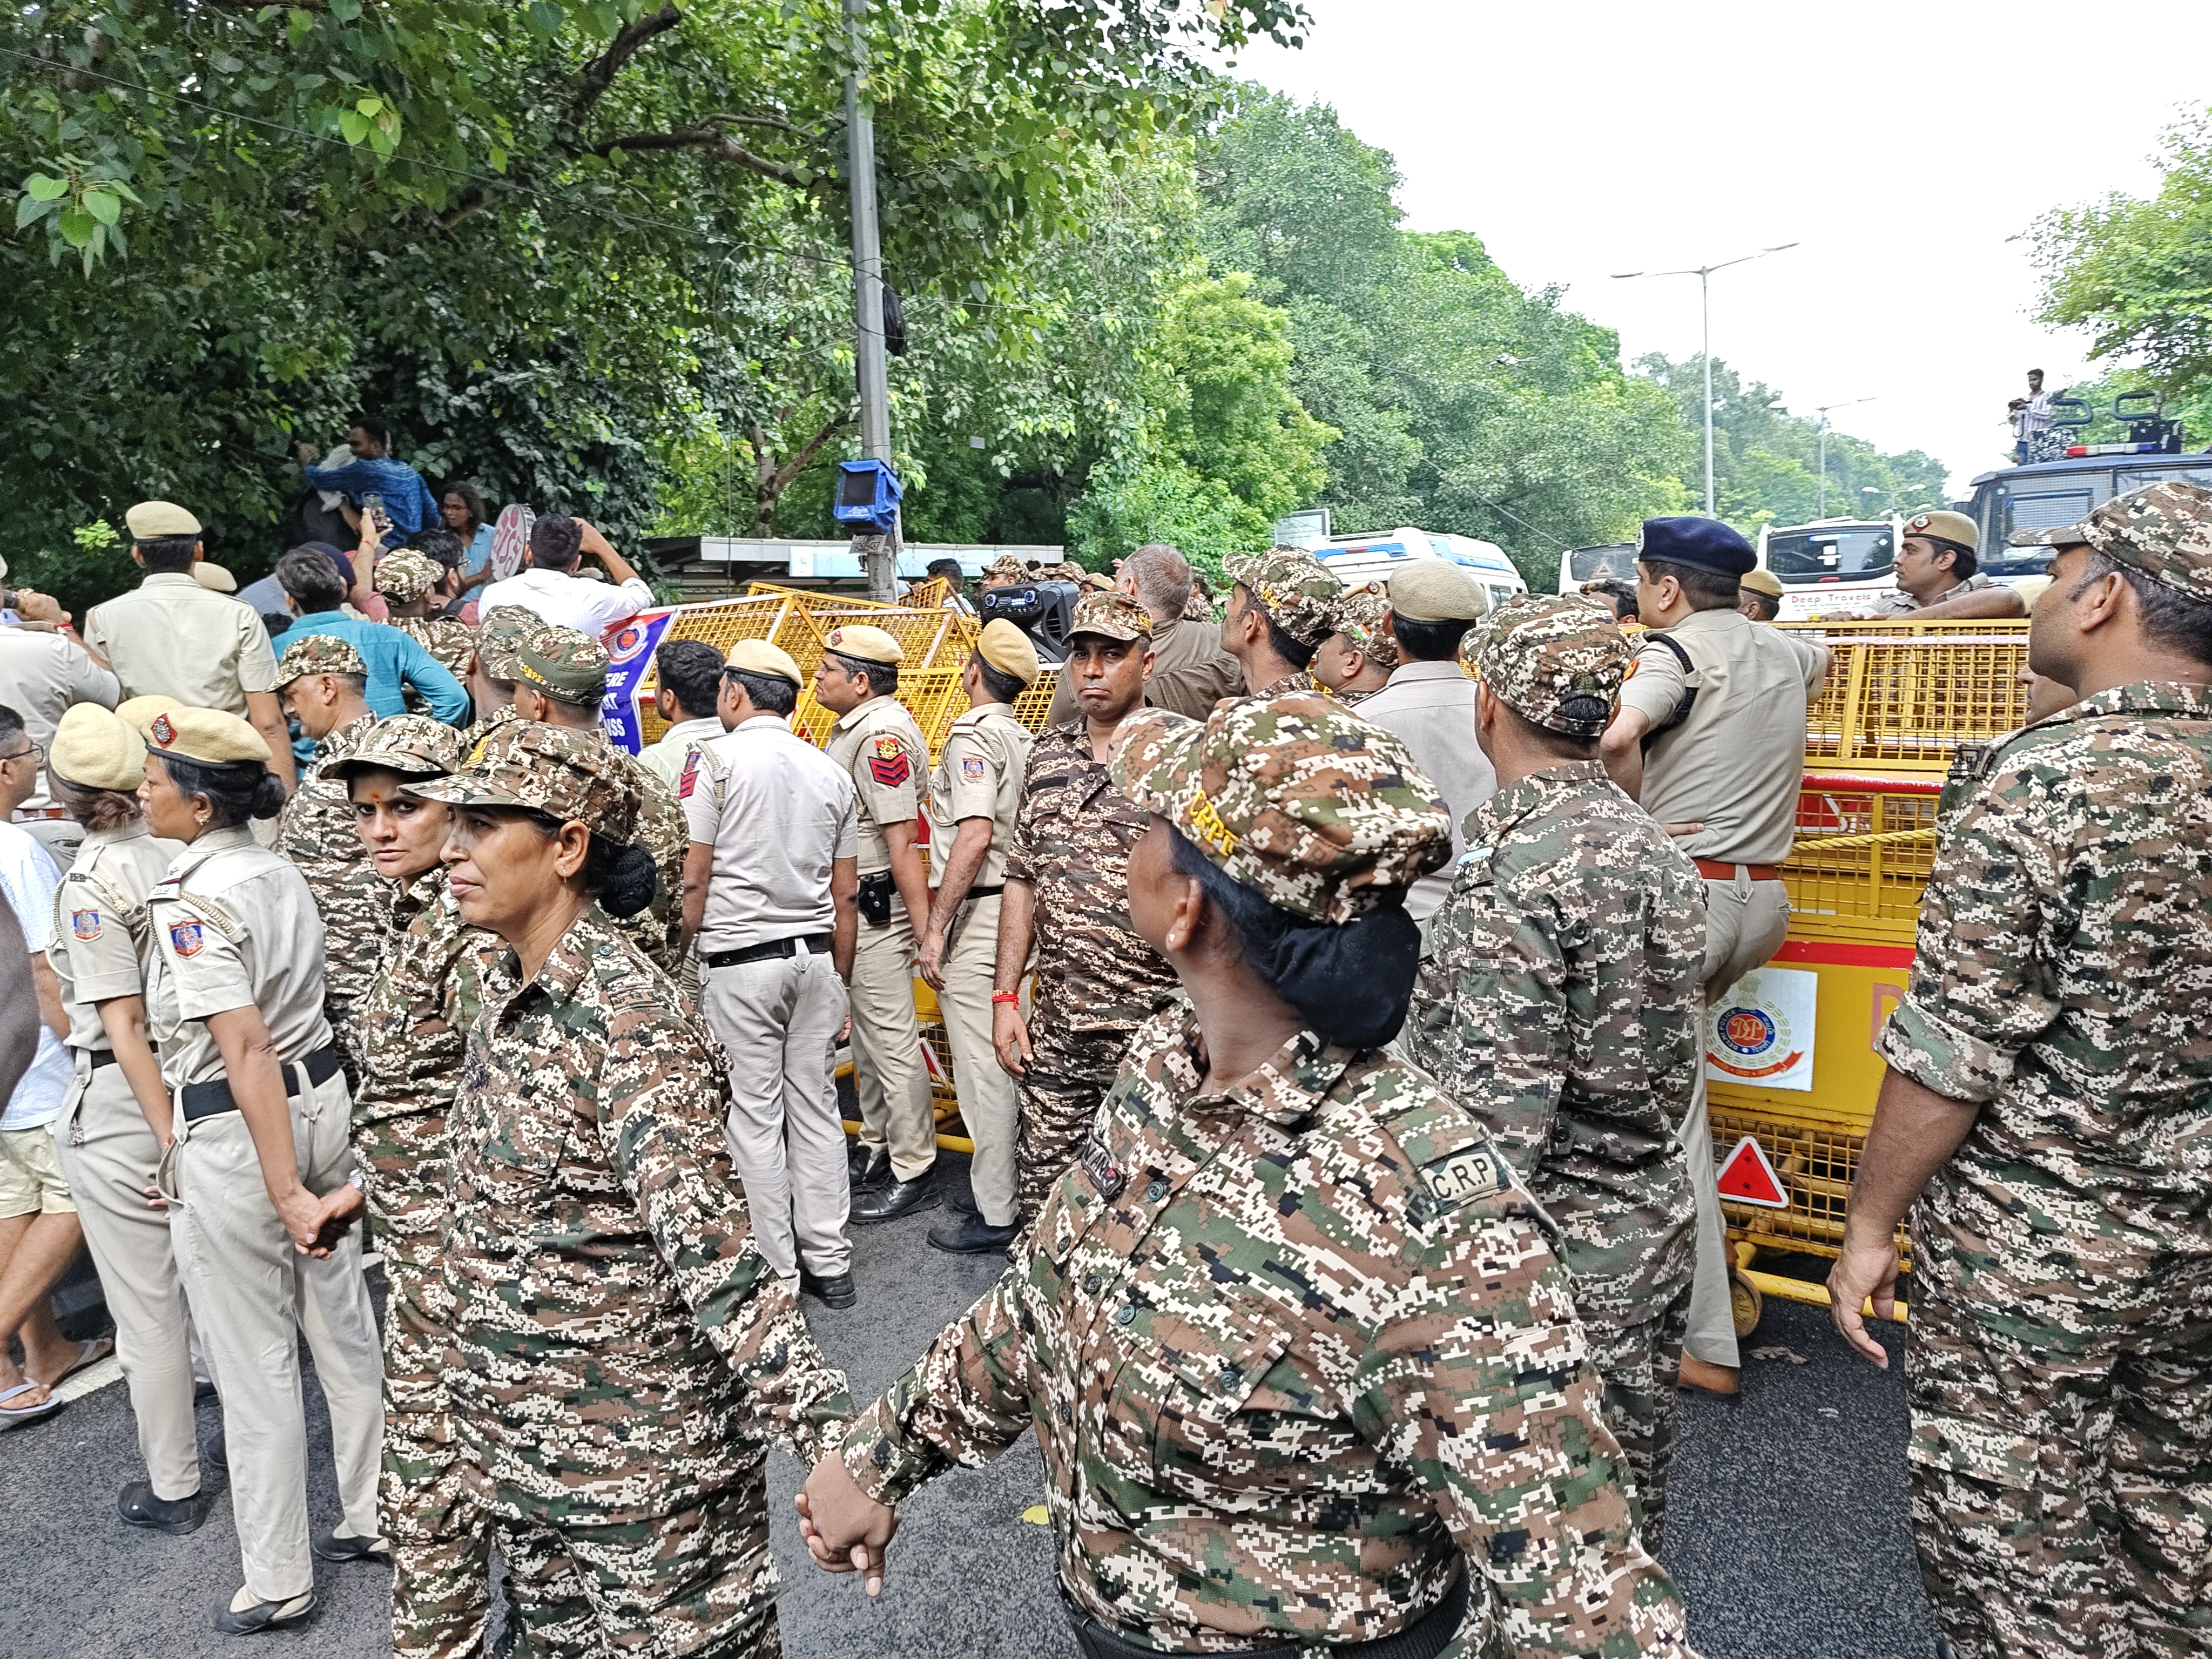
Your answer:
[1716,1135,1790,1209]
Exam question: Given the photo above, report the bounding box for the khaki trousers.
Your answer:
[849,896,935,1182]
[700,941,851,1281]
[51,1062,204,1501]
[935,894,1020,1228]
[160,1069,385,1603]
[1681,871,1795,1369]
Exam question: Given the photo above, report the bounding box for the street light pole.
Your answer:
[1812,396,1876,517]
[1614,244,1799,517]
[844,0,896,599]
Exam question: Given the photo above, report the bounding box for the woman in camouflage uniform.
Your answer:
[800,692,1697,1658]
[406,721,852,1658]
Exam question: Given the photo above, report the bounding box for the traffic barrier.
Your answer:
[1780,618,2028,770]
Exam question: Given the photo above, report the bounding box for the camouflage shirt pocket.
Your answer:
[1144,1296,1297,1492]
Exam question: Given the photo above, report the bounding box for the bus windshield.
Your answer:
[1765,527,1894,584]
[1566,544,1636,583]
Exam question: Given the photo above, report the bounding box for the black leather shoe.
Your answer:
[799,1270,858,1309]
[213,1590,315,1634]
[851,1171,940,1223]
[927,1212,1019,1254]
[847,1144,887,1187]
[312,1529,391,1563]
[203,1426,227,1479]
[119,1480,212,1535]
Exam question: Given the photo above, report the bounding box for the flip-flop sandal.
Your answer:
[0,1381,63,1428]
[48,1336,114,1388]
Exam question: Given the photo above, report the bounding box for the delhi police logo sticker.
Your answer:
[609,623,648,663]
[71,910,102,942]
[1719,1006,1778,1058]
[168,920,205,959]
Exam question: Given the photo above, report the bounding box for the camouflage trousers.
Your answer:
[362,1115,494,1659]
[1583,1283,1692,1558]
[1904,1186,2212,1659]
[1014,1024,1132,1225]
[490,1458,781,1659]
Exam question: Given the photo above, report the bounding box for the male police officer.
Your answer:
[1822,509,2024,622]
[814,626,938,1220]
[1600,516,1830,1395]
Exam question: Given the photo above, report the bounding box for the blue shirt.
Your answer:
[300,456,442,545]
[461,523,496,576]
[286,612,470,731]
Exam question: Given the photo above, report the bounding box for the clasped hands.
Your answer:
[793,1452,899,1597]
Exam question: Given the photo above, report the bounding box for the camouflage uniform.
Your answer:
[844,694,1696,1657]
[1871,489,2212,1659]
[1225,545,1339,702]
[454,605,538,751]
[413,725,854,1659]
[1005,717,1177,1222]
[375,550,475,698]
[272,643,383,1061]
[1328,581,1399,705]
[1406,597,1705,1548]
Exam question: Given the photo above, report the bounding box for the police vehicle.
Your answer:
[1964,393,2212,568]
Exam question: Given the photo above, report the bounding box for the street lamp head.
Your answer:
[1610,271,1643,279]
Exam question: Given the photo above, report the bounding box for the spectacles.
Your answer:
[0,744,42,767]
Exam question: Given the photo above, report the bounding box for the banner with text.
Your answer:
[601,609,676,754]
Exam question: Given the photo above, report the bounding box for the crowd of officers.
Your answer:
[1,479,2207,1659]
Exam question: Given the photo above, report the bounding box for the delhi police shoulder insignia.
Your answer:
[71,910,102,941]
[677,750,700,800]
[168,920,205,958]
[869,734,911,787]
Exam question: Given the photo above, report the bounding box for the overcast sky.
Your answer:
[1236,0,2212,498]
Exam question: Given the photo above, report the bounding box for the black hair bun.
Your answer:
[249,772,289,820]
[599,842,659,919]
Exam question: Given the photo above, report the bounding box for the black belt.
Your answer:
[703,932,834,971]
[957,885,1004,901]
[1067,1573,1466,1659]
[180,1044,344,1123]
[80,1049,118,1071]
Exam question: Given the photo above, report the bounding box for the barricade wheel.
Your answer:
[1730,1269,1763,1338]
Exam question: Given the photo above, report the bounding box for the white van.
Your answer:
[1317,527,1529,612]
[1556,542,1638,595]
[1756,517,1904,619]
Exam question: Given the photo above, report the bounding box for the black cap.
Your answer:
[1636,517,1756,577]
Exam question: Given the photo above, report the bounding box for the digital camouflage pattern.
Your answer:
[1111,694,1452,924]
[391,615,476,705]
[983,554,1028,585]
[351,865,509,1659]
[843,1005,1695,1657]
[276,710,382,1060]
[1223,545,1341,647]
[473,604,540,683]
[1249,665,1318,697]
[273,630,368,685]
[513,623,608,706]
[373,549,444,604]
[324,713,462,785]
[1067,588,1151,644]
[454,697,520,757]
[1013,1026,1131,1225]
[410,720,641,845]
[2013,477,2212,603]
[1405,760,1705,1547]
[443,907,853,1653]
[612,741,689,976]
[1330,581,1400,672]
[1464,594,1630,738]
[1879,680,2212,1659]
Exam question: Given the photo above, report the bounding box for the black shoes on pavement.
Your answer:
[312,1530,392,1563]
[852,1169,939,1223]
[213,1590,315,1635]
[848,1144,887,1188]
[800,1270,859,1309]
[118,1480,213,1536]
[927,1212,1019,1255]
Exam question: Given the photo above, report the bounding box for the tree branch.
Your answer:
[588,124,811,190]
[569,2,682,131]
[771,407,854,499]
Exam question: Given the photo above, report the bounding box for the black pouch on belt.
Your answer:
[857,870,894,926]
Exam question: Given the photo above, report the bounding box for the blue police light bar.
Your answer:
[833,459,903,534]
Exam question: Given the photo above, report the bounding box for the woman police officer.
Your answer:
[136,704,386,1635]
[799,693,1697,1657]
[43,705,204,1529]
[403,720,853,1656]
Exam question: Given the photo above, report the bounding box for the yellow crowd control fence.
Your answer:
[1780,618,2029,770]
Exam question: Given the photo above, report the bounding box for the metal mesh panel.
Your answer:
[1011,666,1061,732]
[1785,620,2028,770]
[1785,783,1940,923]
[1710,1108,1911,1262]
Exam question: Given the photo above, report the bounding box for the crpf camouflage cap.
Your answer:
[373,548,443,603]
[2011,480,2212,604]
[1464,593,1630,738]
[1069,589,1153,644]
[1223,546,1343,648]
[273,631,367,687]
[1110,693,1452,925]
[1328,583,1399,671]
[513,623,609,706]
[407,720,639,844]
[982,555,1028,583]
[322,714,463,783]
[475,604,541,680]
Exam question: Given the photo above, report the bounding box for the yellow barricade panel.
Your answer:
[1782,619,2028,770]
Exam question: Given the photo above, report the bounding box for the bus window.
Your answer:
[1764,528,1894,584]
[2004,491,2094,546]
[1566,544,1637,584]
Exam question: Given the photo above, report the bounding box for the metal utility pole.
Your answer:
[1613,244,1799,517]
[1812,397,1875,517]
[844,0,896,599]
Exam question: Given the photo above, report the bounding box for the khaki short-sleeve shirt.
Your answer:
[84,573,280,717]
[926,705,1034,889]
[146,827,335,1088]
[681,716,859,953]
[822,696,929,874]
[48,822,181,1053]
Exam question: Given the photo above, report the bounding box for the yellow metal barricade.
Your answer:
[1783,618,2028,771]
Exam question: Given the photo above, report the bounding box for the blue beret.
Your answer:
[1636,517,1755,577]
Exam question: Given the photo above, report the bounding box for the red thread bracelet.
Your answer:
[992,993,1021,1004]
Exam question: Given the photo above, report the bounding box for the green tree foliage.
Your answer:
[1635,354,1951,535]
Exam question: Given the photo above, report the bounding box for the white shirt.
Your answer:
[1355,660,1498,924]
[478,567,655,637]
[0,822,70,1131]
[2011,388,2058,439]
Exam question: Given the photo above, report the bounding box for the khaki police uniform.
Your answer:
[683,715,859,1282]
[925,703,1034,1229]
[46,821,198,1499]
[84,573,279,718]
[147,827,385,1606]
[1618,605,1829,1368]
[822,695,935,1182]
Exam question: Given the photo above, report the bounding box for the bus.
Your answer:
[1755,517,1904,619]
[1319,527,1528,612]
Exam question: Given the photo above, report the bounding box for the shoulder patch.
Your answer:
[868,734,912,787]
[71,909,103,941]
[961,756,987,781]
[1415,1143,1510,1213]
[167,920,205,958]
[677,748,700,799]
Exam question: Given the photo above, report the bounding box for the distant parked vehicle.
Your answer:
[1317,525,1529,612]
[1556,542,1637,595]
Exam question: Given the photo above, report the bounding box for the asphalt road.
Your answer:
[1,1153,1934,1659]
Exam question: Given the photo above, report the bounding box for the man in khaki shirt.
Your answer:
[1601,516,1830,1395]
[84,502,294,789]
[915,621,1038,1255]
[1046,543,1241,723]
[814,625,939,1221]
[1817,509,2025,622]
